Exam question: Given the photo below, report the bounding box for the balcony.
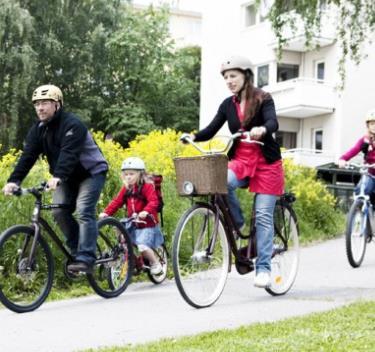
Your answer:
[267,77,336,118]
[282,148,335,168]
[270,34,335,52]
[269,12,335,52]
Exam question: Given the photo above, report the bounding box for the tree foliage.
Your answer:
[266,0,375,88]
[0,1,200,150]
[102,5,200,144]
[0,0,35,151]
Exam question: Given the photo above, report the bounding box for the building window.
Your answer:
[244,4,257,27]
[277,63,299,82]
[275,131,297,149]
[313,129,323,151]
[316,61,325,81]
[257,65,269,88]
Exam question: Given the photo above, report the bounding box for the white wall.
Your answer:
[200,0,279,129]
[200,0,375,167]
[340,42,375,154]
[132,0,203,47]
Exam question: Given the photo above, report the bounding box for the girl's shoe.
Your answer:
[150,262,163,275]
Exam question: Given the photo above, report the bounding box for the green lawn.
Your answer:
[83,300,375,352]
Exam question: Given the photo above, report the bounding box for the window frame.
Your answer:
[312,128,323,151]
[276,63,299,82]
[315,60,325,82]
[256,64,270,88]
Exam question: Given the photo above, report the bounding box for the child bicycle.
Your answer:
[119,214,168,284]
[172,132,300,308]
[0,182,134,313]
[344,162,375,268]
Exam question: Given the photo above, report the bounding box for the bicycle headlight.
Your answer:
[182,181,195,195]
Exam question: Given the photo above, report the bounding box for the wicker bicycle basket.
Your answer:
[174,154,228,196]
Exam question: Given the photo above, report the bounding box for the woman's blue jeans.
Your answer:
[228,169,276,273]
[52,173,106,265]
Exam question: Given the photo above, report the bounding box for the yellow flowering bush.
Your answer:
[283,157,344,239]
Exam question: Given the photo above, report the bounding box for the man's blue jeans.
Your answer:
[52,173,106,265]
[228,169,276,273]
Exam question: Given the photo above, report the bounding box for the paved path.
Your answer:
[1,236,375,352]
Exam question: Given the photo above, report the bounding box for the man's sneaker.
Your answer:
[150,262,163,275]
[254,271,271,288]
[67,261,93,274]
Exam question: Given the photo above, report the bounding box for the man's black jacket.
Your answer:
[8,108,108,185]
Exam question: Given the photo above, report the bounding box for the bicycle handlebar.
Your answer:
[12,182,48,197]
[345,162,375,170]
[181,131,264,155]
[122,213,154,225]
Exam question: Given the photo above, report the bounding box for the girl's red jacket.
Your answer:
[103,183,159,227]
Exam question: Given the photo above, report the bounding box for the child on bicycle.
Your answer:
[99,157,164,275]
[338,109,375,201]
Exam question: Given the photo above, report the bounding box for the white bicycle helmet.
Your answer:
[121,157,145,171]
[32,84,63,105]
[220,56,254,76]
[365,109,375,123]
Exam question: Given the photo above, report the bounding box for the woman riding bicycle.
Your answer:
[99,157,164,275]
[338,109,375,202]
[183,56,284,288]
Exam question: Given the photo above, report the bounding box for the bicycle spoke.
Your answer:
[86,217,134,298]
[173,205,229,308]
[266,202,299,296]
[345,200,367,267]
[0,226,53,313]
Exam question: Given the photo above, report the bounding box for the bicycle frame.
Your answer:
[20,186,123,268]
[195,192,294,272]
[193,193,254,272]
[18,186,72,268]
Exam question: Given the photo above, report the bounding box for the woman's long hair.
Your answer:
[238,70,269,129]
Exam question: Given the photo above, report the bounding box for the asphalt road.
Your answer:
[1,236,375,352]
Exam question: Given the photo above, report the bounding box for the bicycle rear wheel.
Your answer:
[345,199,367,268]
[266,201,299,296]
[147,245,168,284]
[0,225,54,313]
[87,217,134,298]
[172,204,229,308]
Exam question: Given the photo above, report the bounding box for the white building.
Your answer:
[200,1,375,167]
[131,0,202,47]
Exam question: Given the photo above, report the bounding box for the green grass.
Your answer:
[83,300,375,352]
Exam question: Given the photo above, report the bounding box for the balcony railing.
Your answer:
[267,77,336,118]
[282,148,335,168]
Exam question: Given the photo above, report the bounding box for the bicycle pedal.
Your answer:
[235,258,254,275]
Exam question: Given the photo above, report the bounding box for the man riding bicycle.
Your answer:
[2,84,108,273]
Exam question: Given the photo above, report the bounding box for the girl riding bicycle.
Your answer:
[338,109,375,202]
[182,55,284,288]
[99,157,164,275]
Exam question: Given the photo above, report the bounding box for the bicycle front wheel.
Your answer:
[172,204,229,308]
[345,199,367,268]
[266,201,299,296]
[0,225,54,313]
[87,217,134,298]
